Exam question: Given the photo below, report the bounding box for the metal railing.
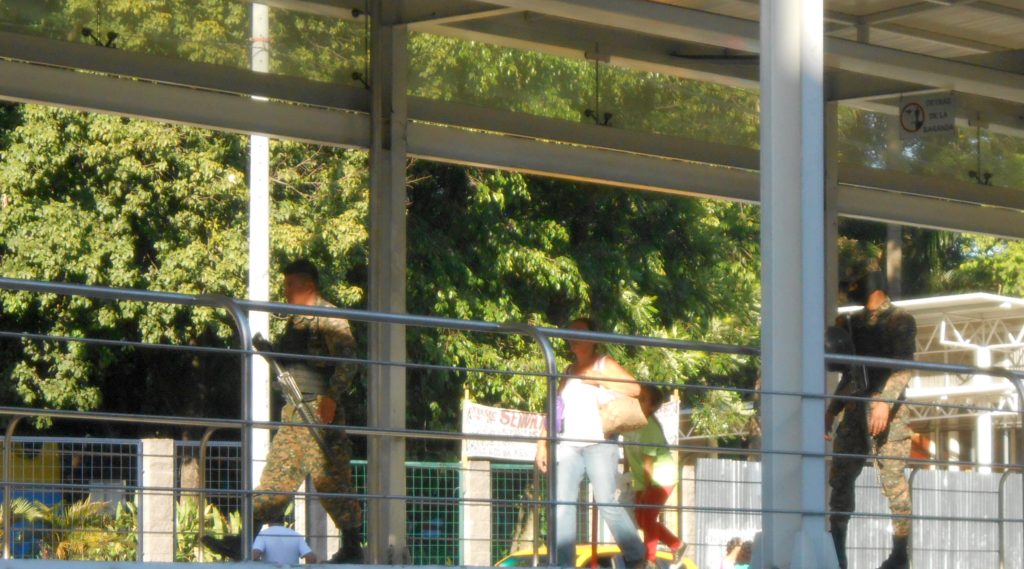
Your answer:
[2,276,1024,566]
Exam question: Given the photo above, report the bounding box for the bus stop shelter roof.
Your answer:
[1,0,1023,237]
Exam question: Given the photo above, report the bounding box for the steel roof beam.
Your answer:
[0,31,370,112]
[862,1,973,25]
[483,0,1024,105]
[478,0,761,54]
[968,1,1024,20]
[240,0,361,19]
[396,1,518,25]
[871,23,1010,53]
[0,59,370,148]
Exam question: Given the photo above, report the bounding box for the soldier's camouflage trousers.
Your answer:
[829,401,912,538]
[253,398,362,530]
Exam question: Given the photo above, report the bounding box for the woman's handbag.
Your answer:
[599,394,647,436]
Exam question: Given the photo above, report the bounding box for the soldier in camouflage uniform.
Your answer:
[205,259,363,563]
[826,276,916,569]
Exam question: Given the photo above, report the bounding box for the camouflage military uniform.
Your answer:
[253,295,362,531]
[829,298,916,539]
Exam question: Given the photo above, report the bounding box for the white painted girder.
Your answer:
[835,185,1024,239]
[0,59,370,148]
[396,0,518,25]
[407,121,760,202]
[0,31,370,113]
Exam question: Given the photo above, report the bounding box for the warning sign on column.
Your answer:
[899,93,955,139]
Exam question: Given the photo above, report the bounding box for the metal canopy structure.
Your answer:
[1,1,1023,236]
[2,1,1024,567]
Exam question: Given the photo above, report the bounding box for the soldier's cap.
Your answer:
[283,258,320,287]
[842,268,888,305]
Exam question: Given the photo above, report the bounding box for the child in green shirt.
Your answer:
[622,384,685,567]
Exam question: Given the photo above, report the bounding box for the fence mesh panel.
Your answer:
[4,436,140,561]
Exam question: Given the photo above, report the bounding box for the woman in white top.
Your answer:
[535,318,646,568]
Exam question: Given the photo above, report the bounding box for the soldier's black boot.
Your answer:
[327,527,364,564]
[878,536,908,569]
[200,516,266,561]
[831,526,849,569]
[201,534,243,561]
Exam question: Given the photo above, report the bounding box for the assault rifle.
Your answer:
[251,333,347,474]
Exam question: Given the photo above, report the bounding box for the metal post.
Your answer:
[196,427,217,563]
[248,0,273,498]
[531,462,540,567]
[759,0,833,567]
[997,469,1012,569]
[2,417,23,560]
[203,295,253,558]
[506,324,560,565]
[367,1,410,563]
[907,467,920,566]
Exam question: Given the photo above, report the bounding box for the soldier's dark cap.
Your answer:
[283,258,320,286]
[847,270,888,304]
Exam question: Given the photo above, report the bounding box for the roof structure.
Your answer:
[1,0,1022,236]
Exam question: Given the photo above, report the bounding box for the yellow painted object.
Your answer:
[0,442,62,483]
[496,544,697,569]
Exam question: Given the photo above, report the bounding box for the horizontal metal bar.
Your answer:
[407,120,762,202]
[0,59,370,148]
[0,31,371,112]
[841,165,1024,212]
[837,183,1024,240]
[0,406,241,430]
[5,276,1023,390]
[5,325,1018,419]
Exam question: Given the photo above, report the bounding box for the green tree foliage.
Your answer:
[0,105,248,421]
[409,33,760,145]
[405,164,761,438]
[837,107,1024,300]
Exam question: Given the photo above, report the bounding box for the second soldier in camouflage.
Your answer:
[827,276,916,569]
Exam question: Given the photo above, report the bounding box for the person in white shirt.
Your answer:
[535,317,646,569]
[252,524,317,564]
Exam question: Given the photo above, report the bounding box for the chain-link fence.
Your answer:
[3,437,140,560]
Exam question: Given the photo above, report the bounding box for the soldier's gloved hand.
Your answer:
[252,333,274,353]
[869,399,891,437]
[318,396,337,424]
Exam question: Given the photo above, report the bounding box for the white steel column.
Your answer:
[249,2,272,489]
[759,0,837,567]
[368,1,409,563]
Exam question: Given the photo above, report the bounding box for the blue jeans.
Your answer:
[555,442,645,567]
